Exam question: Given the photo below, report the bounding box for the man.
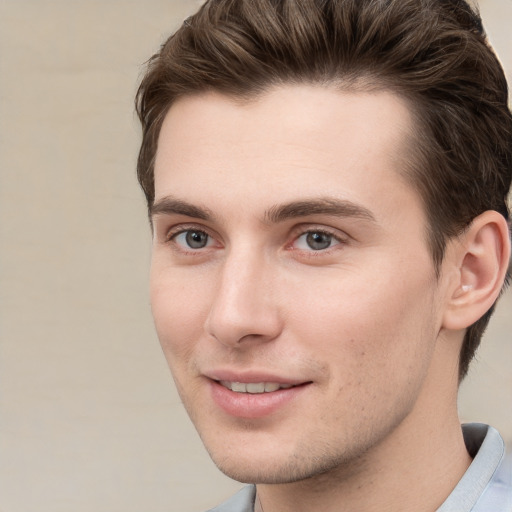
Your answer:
[136,0,512,510]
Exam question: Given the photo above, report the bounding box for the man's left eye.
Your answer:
[294,231,340,251]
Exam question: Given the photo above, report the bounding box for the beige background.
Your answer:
[0,1,510,511]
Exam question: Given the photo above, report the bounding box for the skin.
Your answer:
[150,85,475,512]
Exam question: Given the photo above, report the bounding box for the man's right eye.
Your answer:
[172,230,212,249]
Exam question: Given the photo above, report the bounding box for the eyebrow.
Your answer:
[150,195,376,224]
[151,197,214,221]
[264,197,376,224]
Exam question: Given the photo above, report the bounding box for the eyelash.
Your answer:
[290,228,346,253]
[165,224,218,251]
[164,224,348,255]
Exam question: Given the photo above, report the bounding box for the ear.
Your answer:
[442,210,511,331]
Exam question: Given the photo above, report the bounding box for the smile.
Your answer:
[219,381,295,393]
[210,379,310,418]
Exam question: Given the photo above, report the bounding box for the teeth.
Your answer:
[231,382,247,393]
[219,381,295,394]
[246,383,265,393]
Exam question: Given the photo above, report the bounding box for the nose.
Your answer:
[205,248,283,348]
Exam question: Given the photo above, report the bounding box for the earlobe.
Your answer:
[442,210,511,331]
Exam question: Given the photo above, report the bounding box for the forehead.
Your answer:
[153,85,419,221]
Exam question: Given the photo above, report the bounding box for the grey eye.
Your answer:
[173,230,211,249]
[185,230,209,248]
[305,231,333,250]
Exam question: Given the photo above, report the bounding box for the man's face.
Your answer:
[150,85,450,483]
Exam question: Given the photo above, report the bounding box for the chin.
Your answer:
[211,456,313,485]
[200,436,306,484]
[203,434,367,485]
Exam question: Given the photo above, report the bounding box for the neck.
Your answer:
[255,414,470,512]
[255,342,472,512]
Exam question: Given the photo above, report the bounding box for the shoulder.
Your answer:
[206,485,256,512]
[438,424,512,511]
[477,447,512,511]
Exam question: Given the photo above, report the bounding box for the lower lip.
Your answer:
[209,380,309,419]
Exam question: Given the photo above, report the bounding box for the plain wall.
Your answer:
[0,1,510,511]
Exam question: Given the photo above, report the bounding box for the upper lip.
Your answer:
[203,369,308,386]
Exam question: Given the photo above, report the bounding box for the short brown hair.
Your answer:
[136,0,512,380]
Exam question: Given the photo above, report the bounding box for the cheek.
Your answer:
[150,265,211,367]
[150,271,211,425]
[286,262,438,381]
[293,278,439,433]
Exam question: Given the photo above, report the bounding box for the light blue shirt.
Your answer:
[208,424,512,512]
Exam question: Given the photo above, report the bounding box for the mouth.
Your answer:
[209,378,312,418]
[218,381,297,394]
